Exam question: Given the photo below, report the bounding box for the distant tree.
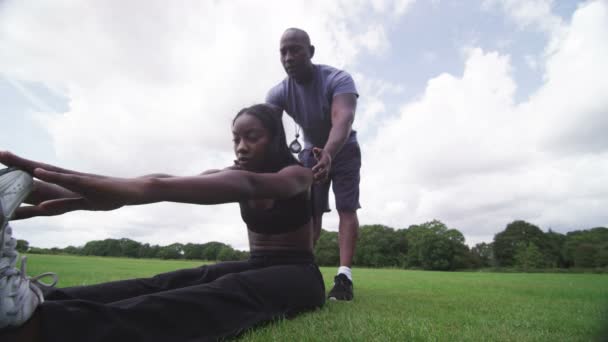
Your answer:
[544,230,566,267]
[231,250,249,261]
[514,242,546,270]
[470,242,494,268]
[406,220,469,270]
[201,242,228,261]
[573,243,597,268]
[217,246,236,261]
[82,240,105,256]
[493,220,548,267]
[596,244,608,267]
[63,245,82,255]
[137,243,161,259]
[118,238,141,258]
[183,243,205,260]
[354,225,406,267]
[102,239,123,257]
[314,229,339,266]
[16,239,29,253]
[158,243,184,260]
[563,228,608,267]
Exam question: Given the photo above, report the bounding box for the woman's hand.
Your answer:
[31,169,144,212]
[1,151,141,218]
[12,169,135,219]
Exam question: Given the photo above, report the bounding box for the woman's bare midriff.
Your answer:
[248,222,314,253]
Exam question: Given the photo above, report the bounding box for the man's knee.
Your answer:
[337,210,359,238]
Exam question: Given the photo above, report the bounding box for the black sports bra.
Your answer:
[239,190,312,234]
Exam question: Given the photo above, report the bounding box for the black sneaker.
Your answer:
[327,274,353,301]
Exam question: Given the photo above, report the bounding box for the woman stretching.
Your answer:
[0,103,325,341]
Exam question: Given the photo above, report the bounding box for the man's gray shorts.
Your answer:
[299,140,361,216]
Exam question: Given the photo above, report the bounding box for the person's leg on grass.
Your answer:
[338,210,359,269]
[327,141,361,301]
[38,256,324,341]
[43,259,255,303]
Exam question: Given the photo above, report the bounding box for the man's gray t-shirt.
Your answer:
[266,64,359,148]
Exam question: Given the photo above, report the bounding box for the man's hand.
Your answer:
[311,147,332,183]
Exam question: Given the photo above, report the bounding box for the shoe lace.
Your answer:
[333,275,350,289]
[1,256,58,312]
[0,232,19,271]
[2,225,57,291]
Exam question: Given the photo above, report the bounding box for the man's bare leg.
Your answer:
[327,210,359,301]
[337,210,359,268]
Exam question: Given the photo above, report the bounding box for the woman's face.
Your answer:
[232,113,271,171]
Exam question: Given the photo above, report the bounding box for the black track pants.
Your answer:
[39,251,325,342]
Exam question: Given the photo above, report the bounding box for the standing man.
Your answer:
[266,28,361,301]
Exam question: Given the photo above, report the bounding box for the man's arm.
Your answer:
[312,93,357,181]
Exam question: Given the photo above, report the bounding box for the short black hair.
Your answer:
[282,27,311,46]
[233,104,300,172]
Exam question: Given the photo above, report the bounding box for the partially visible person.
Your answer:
[0,104,325,342]
[266,28,360,301]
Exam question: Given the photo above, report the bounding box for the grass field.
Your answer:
[22,254,608,341]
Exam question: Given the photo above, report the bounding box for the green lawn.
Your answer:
[22,254,608,341]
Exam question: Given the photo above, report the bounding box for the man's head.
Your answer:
[279,28,315,83]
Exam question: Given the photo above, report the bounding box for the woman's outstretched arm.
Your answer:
[34,165,311,207]
[1,150,238,218]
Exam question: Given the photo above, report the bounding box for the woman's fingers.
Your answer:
[13,206,48,220]
[40,198,89,215]
[12,197,87,219]
[33,168,86,192]
[0,151,68,175]
[0,151,96,178]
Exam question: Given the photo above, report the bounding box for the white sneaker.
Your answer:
[0,225,19,273]
[0,167,34,247]
[0,255,57,329]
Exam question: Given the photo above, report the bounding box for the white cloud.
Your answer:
[356,25,390,56]
[370,0,416,15]
[394,0,416,15]
[2,0,607,251]
[362,0,608,245]
[352,73,404,136]
[483,0,568,60]
[483,0,563,34]
[524,54,539,70]
[0,0,415,248]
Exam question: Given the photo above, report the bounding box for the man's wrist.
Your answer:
[324,151,332,165]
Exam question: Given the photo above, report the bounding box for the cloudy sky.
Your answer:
[1,0,606,250]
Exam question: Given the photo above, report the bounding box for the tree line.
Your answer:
[18,219,608,271]
[314,220,608,270]
[24,239,249,262]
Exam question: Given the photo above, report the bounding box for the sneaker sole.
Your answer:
[0,168,34,246]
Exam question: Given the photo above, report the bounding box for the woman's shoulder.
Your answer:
[276,164,311,177]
